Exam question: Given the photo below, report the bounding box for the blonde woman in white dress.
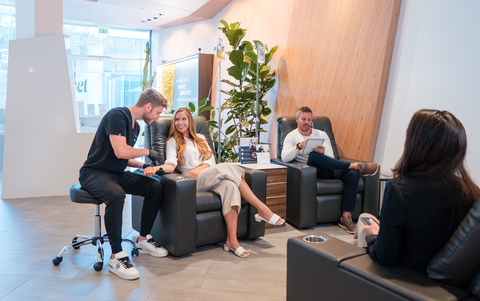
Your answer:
[144,108,284,258]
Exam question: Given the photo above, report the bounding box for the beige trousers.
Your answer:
[182,163,245,216]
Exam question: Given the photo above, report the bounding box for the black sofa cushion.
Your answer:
[427,197,480,285]
[471,270,480,298]
[316,178,365,195]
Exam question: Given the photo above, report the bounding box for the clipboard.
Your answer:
[302,138,324,155]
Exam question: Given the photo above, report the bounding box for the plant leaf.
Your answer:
[200,105,215,112]
[188,102,196,113]
[227,66,243,81]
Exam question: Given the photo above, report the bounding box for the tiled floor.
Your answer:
[0,188,353,300]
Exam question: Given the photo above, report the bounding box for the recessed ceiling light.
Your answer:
[141,21,146,23]
[153,17,158,19]
[139,8,144,11]
[158,13,163,16]
[147,19,152,21]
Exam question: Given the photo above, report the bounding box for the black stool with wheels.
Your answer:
[52,184,139,271]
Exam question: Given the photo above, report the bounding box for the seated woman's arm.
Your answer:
[366,182,406,267]
[186,134,216,178]
[143,164,175,177]
[143,138,177,176]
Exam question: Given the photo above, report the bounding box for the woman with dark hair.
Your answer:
[143,108,284,258]
[363,109,480,273]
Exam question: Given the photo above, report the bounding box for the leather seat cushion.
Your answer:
[70,183,103,205]
[471,270,480,298]
[316,178,365,195]
[196,191,222,213]
[196,190,249,213]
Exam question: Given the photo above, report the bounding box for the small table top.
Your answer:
[237,163,287,170]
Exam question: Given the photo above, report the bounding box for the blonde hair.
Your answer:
[168,108,213,169]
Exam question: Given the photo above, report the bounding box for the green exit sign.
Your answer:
[98,25,109,35]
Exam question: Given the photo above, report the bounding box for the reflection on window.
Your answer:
[0,1,15,173]
[63,24,151,133]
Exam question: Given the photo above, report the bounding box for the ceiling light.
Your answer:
[158,13,163,16]
[153,17,158,19]
[147,19,152,21]
[141,21,146,23]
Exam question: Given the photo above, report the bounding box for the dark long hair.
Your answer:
[393,109,479,204]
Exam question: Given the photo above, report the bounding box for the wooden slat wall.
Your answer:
[156,0,401,161]
[275,0,401,161]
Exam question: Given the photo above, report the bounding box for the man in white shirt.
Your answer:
[281,107,379,234]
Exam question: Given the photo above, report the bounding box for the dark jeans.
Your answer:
[79,168,163,253]
[307,152,360,213]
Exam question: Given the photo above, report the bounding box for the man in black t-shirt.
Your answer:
[80,88,169,280]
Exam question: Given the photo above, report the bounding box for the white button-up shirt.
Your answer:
[165,134,216,172]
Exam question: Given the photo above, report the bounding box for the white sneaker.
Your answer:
[135,234,168,257]
[109,250,139,280]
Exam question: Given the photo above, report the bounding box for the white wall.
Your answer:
[375,0,480,183]
[3,35,81,199]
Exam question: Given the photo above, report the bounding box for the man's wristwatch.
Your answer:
[296,142,303,150]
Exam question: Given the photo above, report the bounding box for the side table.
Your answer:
[240,163,287,228]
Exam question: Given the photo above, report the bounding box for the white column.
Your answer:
[2,0,80,199]
[16,0,63,39]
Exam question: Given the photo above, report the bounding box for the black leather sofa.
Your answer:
[286,196,480,301]
[272,116,380,228]
[131,116,267,257]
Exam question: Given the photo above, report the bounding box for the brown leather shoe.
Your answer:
[357,163,379,176]
[339,215,355,234]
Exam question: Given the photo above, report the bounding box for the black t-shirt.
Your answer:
[82,107,140,173]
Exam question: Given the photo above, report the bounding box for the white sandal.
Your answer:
[255,213,285,225]
[223,244,249,258]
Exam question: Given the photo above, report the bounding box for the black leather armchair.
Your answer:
[272,116,380,228]
[287,196,480,300]
[131,116,267,257]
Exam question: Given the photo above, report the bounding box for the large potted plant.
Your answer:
[209,20,278,162]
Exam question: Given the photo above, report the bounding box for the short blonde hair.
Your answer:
[136,88,169,109]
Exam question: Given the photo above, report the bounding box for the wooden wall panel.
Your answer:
[155,0,400,161]
[275,0,401,161]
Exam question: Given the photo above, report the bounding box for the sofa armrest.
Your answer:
[243,169,267,239]
[131,171,197,257]
[287,233,367,300]
[273,159,317,229]
[287,233,473,301]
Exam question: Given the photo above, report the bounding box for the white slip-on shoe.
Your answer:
[135,234,168,258]
[254,213,285,225]
[109,250,139,280]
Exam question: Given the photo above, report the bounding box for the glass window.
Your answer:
[0,0,15,174]
[64,24,151,133]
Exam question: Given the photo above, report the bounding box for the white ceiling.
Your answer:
[63,0,232,30]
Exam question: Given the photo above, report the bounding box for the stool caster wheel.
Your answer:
[131,249,139,257]
[72,238,80,250]
[93,262,103,271]
[52,256,63,266]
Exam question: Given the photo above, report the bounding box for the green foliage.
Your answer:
[188,21,277,162]
[214,19,277,162]
[142,41,156,91]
